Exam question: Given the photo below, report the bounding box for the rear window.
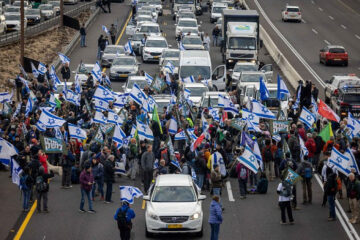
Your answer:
[287,8,299,12]
[343,94,360,103]
[329,48,345,53]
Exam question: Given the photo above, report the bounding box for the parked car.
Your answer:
[109,56,140,81]
[5,14,26,32]
[48,1,60,15]
[39,4,54,20]
[101,45,125,67]
[25,9,41,25]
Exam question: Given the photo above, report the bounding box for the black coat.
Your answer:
[104,160,115,183]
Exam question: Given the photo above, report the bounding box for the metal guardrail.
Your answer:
[0,1,96,47]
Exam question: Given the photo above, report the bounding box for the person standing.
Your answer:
[97,35,104,59]
[277,178,294,225]
[104,155,115,203]
[203,33,211,50]
[141,145,155,193]
[211,164,222,197]
[79,163,95,213]
[61,150,75,189]
[20,167,33,212]
[324,167,337,221]
[105,0,111,13]
[80,23,86,47]
[236,162,249,199]
[109,24,117,44]
[347,173,360,224]
[212,26,220,46]
[114,202,136,240]
[262,139,275,181]
[91,157,104,201]
[60,62,71,82]
[36,166,54,213]
[297,157,313,204]
[209,195,223,240]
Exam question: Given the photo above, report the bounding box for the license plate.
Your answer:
[153,56,159,59]
[119,74,128,77]
[352,112,360,117]
[167,224,182,229]
[334,59,341,61]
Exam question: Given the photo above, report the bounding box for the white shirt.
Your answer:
[277,182,291,202]
[203,36,211,45]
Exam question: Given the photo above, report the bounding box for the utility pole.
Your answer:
[20,0,24,65]
[60,0,64,27]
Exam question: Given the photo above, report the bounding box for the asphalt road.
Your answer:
[246,0,360,99]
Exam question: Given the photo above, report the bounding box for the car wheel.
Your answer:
[142,56,147,63]
[145,225,153,238]
[195,225,203,237]
[325,60,329,66]
[344,60,348,67]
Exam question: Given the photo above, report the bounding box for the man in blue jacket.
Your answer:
[114,202,136,240]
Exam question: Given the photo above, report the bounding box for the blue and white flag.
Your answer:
[102,25,110,35]
[11,159,22,188]
[19,77,30,94]
[253,141,263,170]
[0,92,13,103]
[259,77,269,101]
[237,145,259,174]
[174,130,187,141]
[169,117,178,135]
[74,75,82,94]
[31,62,39,78]
[130,83,146,105]
[299,136,308,160]
[345,148,360,174]
[93,96,109,111]
[165,61,175,74]
[35,121,46,132]
[103,75,111,87]
[25,97,34,117]
[38,109,66,128]
[292,85,301,109]
[218,95,238,114]
[0,138,18,166]
[94,85,115,102]
[119,186,143,204]
[114,93,129,107]
[182,75,195,83]
[299,107,316,129]
[242,108,259,126]
[136,120,154,141]
[240,131,255,149]
[329,147,351,176]
[113,124,127,149]
[108,110,123,126]
[37,62,47,75]
[49,65,61,90]
[277,75,290,100]
[93,110,107,125]
[64,89,80,106]
[146,95,156,112]
[179,42,186,51]
[251,99,276,120]
[144,72,153,85]
[208,107,220,122]
[347,112,360,139]
[129,124,137,139]
[246,118,261,132]
[311,97,318,115]
[54,127,63,140]
[211,151,226,176]
[272,134,281,142]
[58,52,70,64]
[165,72,171,85]
[68,123,87,140]
[184,88,191,100]
[191,167,197,181]
[170,159,181,171]
[12,102,21,120]
[91,61,102,82]
[124,40,134,55]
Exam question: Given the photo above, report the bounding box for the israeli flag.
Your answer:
[91,61,102,82]
[292,85,301,109]
[179,42,186,51]
[38,109,66,128]
[11,159,22,188]
[259,77,269,101]
[19,77,30,94]
[253,141,263,170]
[242,108,259,126]
[277,75,290,100]
[272,134,282,142]
[74,75,82,94]
[25,97,34,117]
[0,92,13,103]
[329,147,351,176]
[146,95,156,112]
[165,61,175,74]
[113,93,129,107]
[144,72,153,85]
[68,123,87,140]
[347,112,360,138]
[208,107,220,122]
[49,65,61,88]
[37,62,47,75]
[181,75,195,83]
[108,110,123,126]
[124,40,134,55]
[153,159,159,169]
[237,145,259,174]
[58,52,70,64]
[246,119,261,133]
[171,159,182,171]
[130,124,137,139]
[104,75,111,87]
[102,25,110,35]
[31,62,39,78]
[130,83,146,105]
[12,102,21,119]
[54,127,63,140]
[184,88,191,100]
[299,136,308,160]
[165,72,171,85]
[64,89,80,106]
[0,138,18,166]
[345,148,360,174]
[94,85,115,102]
[191,168,197,181]
[299,107,316,129]
[311,97,318,115]
[120,186,143,204]
[175,130,187,140]
[93,110,107,125]
[35,121,46,132]
[169,117,178,135]
[113,124,127,149]
[137,120,154,141]
[251,99,276,120]
[212,151,226,176]
[94,96,109,111]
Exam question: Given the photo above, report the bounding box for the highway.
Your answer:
[246,0,360,98]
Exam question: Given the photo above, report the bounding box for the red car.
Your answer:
[319,45,348,66]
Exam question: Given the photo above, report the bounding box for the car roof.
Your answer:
[241,71,264,75]
[178,18,197,22]
[327,45,345,49]
[156,174,193,186]
[128,76,146,81]
[163,49,180,52]
[286,5,300,8]
[105,44,123,49]
[183,35,201,39]
[147,35,166,40]
[114,55,136,60]
[140,22,159,26]
[235,61,257,66]
[202,91,229,97]
[212,2,227,7]
[184,82,207,88]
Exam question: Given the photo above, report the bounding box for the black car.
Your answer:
[330,86,360,119]
[25,9,41,25]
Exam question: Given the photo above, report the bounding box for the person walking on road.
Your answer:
[36,166,54,213]
[80,23,86,47]
[141,145,155,194]
[323,167,337,221]
[61,150,75,189]
[105,0,111,13]
[20,167,33,212]
[212,26,220,46]
[97,35,104,59]
[236,162,249,199]
[104,155,115,203]
[203,32,210,50]
[297,156,313,204]
[211,164,222,198]
[277,178,294,225]
[209,195,223,240]
[109,24,117,45]
[347,173,360,224]
[114,201,136,240]
[60,62,71,82]
[79,163,95,213]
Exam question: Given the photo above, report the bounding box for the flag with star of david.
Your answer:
[329,147,351,176]
[38,109,66,128]
[299,106,316,129]
[107,110,123,126]
[136,120,154,141]
[93,110,107,125]
[241,108,259,126]
[94,85,115,102]
[112,124,127,149]
[130,83,146,106]
[93,96,109,111]
[251,99,276,120]
[68,123,87,140]
[237,145,259,174]
[113,93,129,108]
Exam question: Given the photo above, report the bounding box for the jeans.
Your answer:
[80,188,93,211]
[37,192,48,211]
[22,189,31,210]
[62,166,71,187]
[92,179,104,198]
[279,201,294,223]
[328,195,336,219]
[210,223,220,240]
[249,172,258,187]
[119,226,131,240]
[238,178,247,197]
[80,35,86,47]
[212,35,218,46]
[105,182,113,202]
[143,170,153,194]
[265,161,275,180]
[97,46,102,59]
[196,174,204,189]
[302,178,312,203]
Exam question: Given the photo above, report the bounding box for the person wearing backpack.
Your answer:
[323,167,337,221]
[20,167,34,212]
[277,177,294,225]
[236,162,249,199]
[297,156,313,204]
[114,201,136,240]
[36,166,54,213]
[347,173,360,224]
[262,139,275,181]
[305,133,317,165]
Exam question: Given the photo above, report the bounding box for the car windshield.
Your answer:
[186,86,208,96]
[178,20,197,27]
[216,19,222,24]
[343,94,360,103]
[241,73,263,82]
[127,80,147,89]
[146,39,167,47]
[163,59,179,67]
[175,0,194,4]
[137,10,151,15]
[213,7,226,13]
[26,9,40,15]
[163,51,179,58]
[105,46,124,54]
[179,13,195,18]
[49,2,60,6]
[113,57,136,65]
[137,17,151,22]
[180,66,210,80]
[182,28,198,34]
[132,34,144,41]
[229,37,256,50]
[152,186,196,202]
[77,65,93,74]
[329,48,345,53]
[6,7,19,12]
[6,15,20,20]
[40,5,53,10]
[202,97,219,107]
[183,37,202,45]
[140,25,160,33]
[268,90,287,100]
[287,8,299,12]
[234,64,258,72]
[13,2,26,6]
[155,100,170,113]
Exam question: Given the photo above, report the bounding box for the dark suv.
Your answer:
[330,86,360,119]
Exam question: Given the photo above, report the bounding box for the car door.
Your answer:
[211,64,226,91]
[260,64,273,82]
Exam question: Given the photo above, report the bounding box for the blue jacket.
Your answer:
[114,205,136,223]
[208,200,222,224]
[92,162,104,182]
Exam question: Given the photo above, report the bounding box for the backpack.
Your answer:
[263,147,273,162]
[20,175,29,191]
[116,208,129,229]
[36,176,47,192]
[280,181,292,197]
[304,166,312,179]
[239,167,247,180]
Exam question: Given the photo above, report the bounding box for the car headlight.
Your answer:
[228,59,233,63]
[190,212,201,220]
[144,50,151,54]
[148,213,159,220]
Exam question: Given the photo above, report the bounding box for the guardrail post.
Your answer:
[60,0,64,27]
[20,0,24,65]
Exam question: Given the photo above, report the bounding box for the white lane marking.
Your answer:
[312,28,318,34]
[319,7,323,11]
[329,15,334,20]
[355,34,360,40]
[358,67,360,71]
[311,0,315,4]
[341,24,347,29]
[324,40,331,45]
[226,181,235,202]
[301,19,307,23]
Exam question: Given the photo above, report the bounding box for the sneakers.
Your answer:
[104,200,113,204]
[328,217,336,221]
[88,210,96,214]
[43,209,49,213]
[289,221,295,225]
[280,221,287,225]
[79,209,86,213]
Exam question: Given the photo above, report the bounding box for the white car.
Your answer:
[183,82,209,106]
[176,18,199,37]
[160,58,179,75]
[39,4,54,20]
[109,56,139,81]
[231,63,273,90]
[5,14,26,32]
[200,91,230,109]
[159,49,180,66]
[4,6,19,16]
[13,1,31,10]
[153,94,172,115]
[137,22,161,37]
[144,174,205,237]
[210,2,227,23]
[176,10,196,23]
[101,45,125,67]
[124,76,148,93]
[142,36,169,62]
[282,5,301,22]
[48,1,60,15]
[73,63,94,85]
[181,35,204,50]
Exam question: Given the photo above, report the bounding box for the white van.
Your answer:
[179,50,226,91]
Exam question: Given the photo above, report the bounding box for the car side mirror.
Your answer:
[168,44,172,48]
[143,195,150,201]
[198,195,206,201]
